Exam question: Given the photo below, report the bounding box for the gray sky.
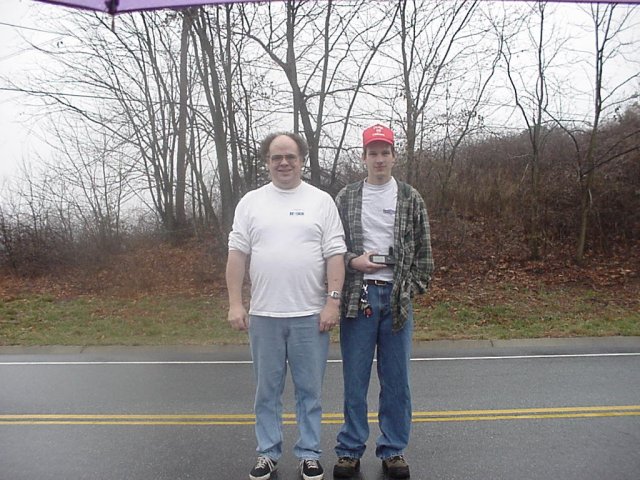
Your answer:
[0,0,56,183]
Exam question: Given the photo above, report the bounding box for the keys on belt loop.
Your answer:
[359,282,373,318]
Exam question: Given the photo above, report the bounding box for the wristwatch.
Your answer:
[327,290,342,300]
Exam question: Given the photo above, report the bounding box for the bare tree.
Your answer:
[175,10,196,233]
[13,11,197,236]
[43,118,135,250]
[557,4,640,263]
[393,0,481,178]
[502,1,567,259]
[193,6,252,236]
[240,0,398,190]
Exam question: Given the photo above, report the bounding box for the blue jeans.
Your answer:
[249,314,329,461]
[335,283,413,460]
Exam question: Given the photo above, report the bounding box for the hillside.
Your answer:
[1,219,638,311]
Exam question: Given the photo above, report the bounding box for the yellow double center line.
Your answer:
[2,406,639,426]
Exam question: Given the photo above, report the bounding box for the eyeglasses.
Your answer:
[269,154,299,163]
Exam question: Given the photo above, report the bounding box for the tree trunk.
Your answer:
[175,11,193,236]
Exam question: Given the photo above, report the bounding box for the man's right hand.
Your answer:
[227,304,249,331]
[349,251,388,274]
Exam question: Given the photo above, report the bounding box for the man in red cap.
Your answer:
[333,124,434,479]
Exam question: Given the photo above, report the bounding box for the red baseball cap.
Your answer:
[363,124,394,147]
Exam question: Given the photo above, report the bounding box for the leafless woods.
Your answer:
[1,0,639,274]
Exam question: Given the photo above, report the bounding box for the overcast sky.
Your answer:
[1,0,639,186]
[1,0,53,183]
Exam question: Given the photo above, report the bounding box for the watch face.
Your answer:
[328,291,340,299]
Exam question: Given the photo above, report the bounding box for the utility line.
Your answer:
[0,21,65,36]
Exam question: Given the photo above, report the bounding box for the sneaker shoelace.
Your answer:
[303,459,320,470]
[256,456,275,470]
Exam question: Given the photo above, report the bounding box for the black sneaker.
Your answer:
[250,456,277,480]
[382,455,410,479]
[333,456,360,478]
[300,458,324,480]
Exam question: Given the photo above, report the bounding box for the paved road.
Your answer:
[1,337,639,480]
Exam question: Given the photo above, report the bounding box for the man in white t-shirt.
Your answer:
[226,132,346,480]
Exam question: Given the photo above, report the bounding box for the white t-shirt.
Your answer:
[228,182,346,317]
[362,177,397,282]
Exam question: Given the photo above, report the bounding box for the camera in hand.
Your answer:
[369,247,396,265]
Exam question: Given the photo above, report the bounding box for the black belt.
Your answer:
[365,279,391,286]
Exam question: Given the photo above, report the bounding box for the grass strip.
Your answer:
[1,285,638,346]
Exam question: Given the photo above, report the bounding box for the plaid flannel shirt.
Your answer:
[335,179,434,332]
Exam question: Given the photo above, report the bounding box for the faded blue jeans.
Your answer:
[249,314,330,461]
[335,283,413,460]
